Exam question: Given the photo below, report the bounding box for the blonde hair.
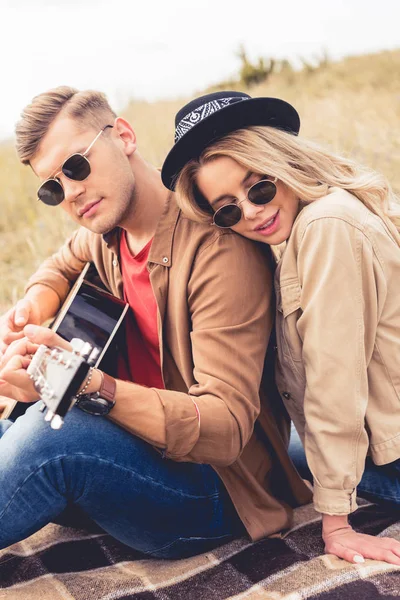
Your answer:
[15,86,117,165]
[176,126,400,244]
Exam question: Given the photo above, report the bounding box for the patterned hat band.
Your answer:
[174,96,249,142]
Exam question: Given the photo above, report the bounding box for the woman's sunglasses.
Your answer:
[212,177,278,228]
[37,124,113,206]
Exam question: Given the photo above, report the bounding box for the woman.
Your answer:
[161,91,400,565]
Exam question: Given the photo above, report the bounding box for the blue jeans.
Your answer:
[288,425,400,507]
[0,403,244,558]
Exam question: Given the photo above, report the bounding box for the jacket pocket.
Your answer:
[276,279,303,364]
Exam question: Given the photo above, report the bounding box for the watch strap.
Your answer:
[98,370,116,402]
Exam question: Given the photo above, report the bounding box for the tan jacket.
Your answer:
[275,187,400,516]
[26,196,311,540]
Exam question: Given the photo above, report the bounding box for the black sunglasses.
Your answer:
[212,177,278,228]
[37,125,113,206]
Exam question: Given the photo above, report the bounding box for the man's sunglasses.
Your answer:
[37,124,113,206]
[212,177,278,228]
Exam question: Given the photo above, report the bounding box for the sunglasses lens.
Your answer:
[248,179,277,205]
[38,179,64,206]
[62,154,90,181]
[214,204,242,228]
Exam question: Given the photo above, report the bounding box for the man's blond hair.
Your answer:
[15,86,117,165]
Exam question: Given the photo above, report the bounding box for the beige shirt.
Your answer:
[26,195,311,540]
[275,187,400,515]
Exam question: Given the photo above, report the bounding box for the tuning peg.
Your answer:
[70,338,86,354]
[88,347,100,365]
[35,374,46,393]
[80,342,93,359]
[70,338,93,359]
[50,348,62,361]
[27,345,47,376]
[44,409,54,422]
[50,415,64,430]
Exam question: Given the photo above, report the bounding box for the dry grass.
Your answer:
[0,49,399,312]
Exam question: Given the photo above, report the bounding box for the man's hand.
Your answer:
[0,325,72,404]
[0,298,42,357]
[323,514,400,565]
[0,395,18,418]
[0,284,61,362]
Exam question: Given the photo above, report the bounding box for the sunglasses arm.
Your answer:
[83,129,105,157]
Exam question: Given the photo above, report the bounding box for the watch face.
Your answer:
[75,395,114,416]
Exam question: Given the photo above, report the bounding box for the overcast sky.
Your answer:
[0,0,399,140]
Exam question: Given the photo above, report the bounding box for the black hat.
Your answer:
[161,90,300,191]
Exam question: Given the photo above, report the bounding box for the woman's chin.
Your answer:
[251,229,290,246]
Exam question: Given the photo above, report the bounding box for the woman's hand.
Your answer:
[0,325,72,404]
[322,514,400,565]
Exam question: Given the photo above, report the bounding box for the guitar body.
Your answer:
[2,263,128,422]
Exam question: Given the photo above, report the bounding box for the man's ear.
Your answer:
[113,117,137,156]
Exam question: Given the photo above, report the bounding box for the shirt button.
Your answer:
[282,391,291,400]
[112,259,118,267]
[162,257,169,264]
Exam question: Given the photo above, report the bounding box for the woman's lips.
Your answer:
[254,210,280,236]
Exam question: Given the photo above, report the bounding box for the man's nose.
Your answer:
[61,176,86,203]
[239,198,264,220]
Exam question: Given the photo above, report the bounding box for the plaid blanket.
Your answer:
[0,502,399,599]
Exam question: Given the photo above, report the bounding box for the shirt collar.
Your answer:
[102,192,178,268]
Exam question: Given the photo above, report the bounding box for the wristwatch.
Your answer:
[75,370,116,416]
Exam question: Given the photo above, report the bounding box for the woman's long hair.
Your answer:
[175,126,400,244]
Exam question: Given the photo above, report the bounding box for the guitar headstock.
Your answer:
[27,339,100,430]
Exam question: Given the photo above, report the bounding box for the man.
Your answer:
[0,87,310,557]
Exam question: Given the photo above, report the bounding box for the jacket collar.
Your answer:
[102,192,178,268]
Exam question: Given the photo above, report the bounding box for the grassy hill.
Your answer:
[0,48,399,311]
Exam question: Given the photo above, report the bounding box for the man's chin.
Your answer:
[79,218,118,236]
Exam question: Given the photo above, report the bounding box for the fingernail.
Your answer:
[24,325,39,337]
[353,555,365,564]
[15,317,25,326]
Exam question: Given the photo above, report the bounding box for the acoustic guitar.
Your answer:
[1,263,129,426]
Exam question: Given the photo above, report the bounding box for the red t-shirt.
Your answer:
[118,232,164,389]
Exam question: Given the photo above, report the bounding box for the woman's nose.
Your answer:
[240,198,265,220]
